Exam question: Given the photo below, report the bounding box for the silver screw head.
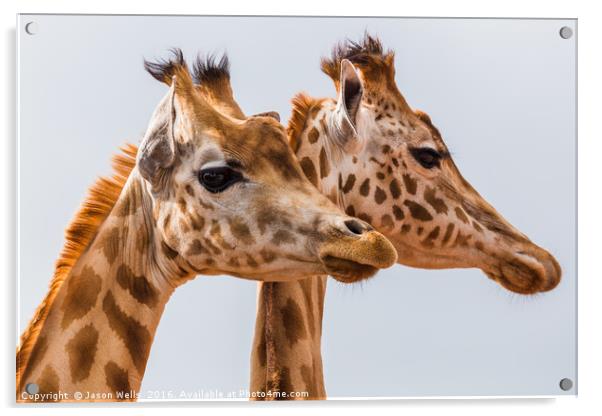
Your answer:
[559,26,573,39]
[25,383,39,394]
[559,378,573,391]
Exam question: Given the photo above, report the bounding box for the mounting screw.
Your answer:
[559,378,573,391]
[25,383,39,394]
[25,22,38,35]
[559,26,573,39]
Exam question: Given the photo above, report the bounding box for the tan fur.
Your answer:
[16,144,137,390]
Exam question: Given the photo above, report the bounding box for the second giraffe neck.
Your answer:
[250,276,327,400]
[250,99,342,400]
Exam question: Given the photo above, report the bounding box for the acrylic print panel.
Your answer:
[17,15,576,401]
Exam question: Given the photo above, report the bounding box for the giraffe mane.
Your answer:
[287,92,325,153]
[16,143,138,387]
[320,33,395,86]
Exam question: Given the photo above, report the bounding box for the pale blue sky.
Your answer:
[18,15,576,398]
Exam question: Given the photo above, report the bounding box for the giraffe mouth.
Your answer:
[321,255,379,283]
[485,249,562,295]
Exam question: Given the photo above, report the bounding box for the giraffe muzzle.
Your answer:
[318,222,397,283]
[486,245,562,294]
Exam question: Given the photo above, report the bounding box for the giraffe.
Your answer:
[16,49,398,403]
[249,35,562,400]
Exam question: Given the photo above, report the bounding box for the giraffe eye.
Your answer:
[198,166,243,193]
[410,147,442,169]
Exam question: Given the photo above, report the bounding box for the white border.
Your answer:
[2,0,601,415]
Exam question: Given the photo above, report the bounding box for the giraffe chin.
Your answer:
[321,255,379,283]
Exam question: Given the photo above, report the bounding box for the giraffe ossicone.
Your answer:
[16,49,397,402]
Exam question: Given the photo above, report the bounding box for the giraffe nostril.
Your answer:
[343,219,372,236]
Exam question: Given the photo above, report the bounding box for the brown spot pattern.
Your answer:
[203,238,222,255]
[381,214,394,230]
[66,324,99,382]
[421,226,441,248]
[357,212,373,224]
[342,174,356,193]
[100,227,120,264]
[102,291,151,374]
[402,174,417,195]
[274,366,294,400]
[177,198,187,213]
[113,187,138,217]
[272,229,296,246]
[115,264,159,307]
[359,178,370,197]
[61,265,102,329]
[256,206,292,235]
[211,220,234,250]
[246,254,259,268]
[280,298,307,346]
[455,207,470,224]
[186,239,205,256]
[228,217,255,245]
[184,184,195,197]
[135,227,149,255]
[161,240,179,259]
[453,231,472,247]
[259,249,277,263]
[319,147,330,178]
[189,213,205,231]
[424,186,448,214]
[105,361,132,399]
[374,187,387,204]
[307,127,320,144]
[37,365,60,397]
[299,157,318,186]
[392,205,405,221]
[403,200,433,221]
[389,178,401,199]
[441,223,455,245]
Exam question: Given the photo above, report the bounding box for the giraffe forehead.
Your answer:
[359,87,451,152]
[183,122,299,179]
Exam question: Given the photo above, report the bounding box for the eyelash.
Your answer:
[197,166,244,193]
[409,147,443,169]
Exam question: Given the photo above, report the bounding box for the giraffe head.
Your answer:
[139,50,397,284]
[290,36,560,294]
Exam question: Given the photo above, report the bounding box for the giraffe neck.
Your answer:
[18,171,195,402]
[250,277,327,400]
[250,98,356,400]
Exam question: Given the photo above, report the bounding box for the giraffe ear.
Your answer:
[333,59,364,153]
[138,81,178,188]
